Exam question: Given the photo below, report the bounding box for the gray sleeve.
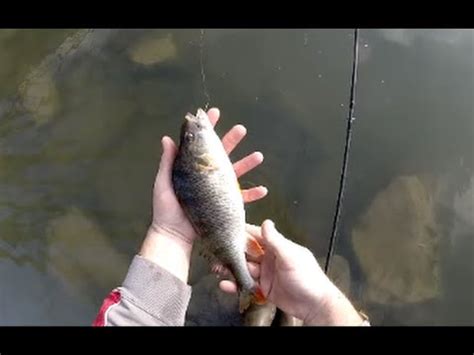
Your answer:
[95,255,192,326]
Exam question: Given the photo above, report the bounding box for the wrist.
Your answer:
[139,226,194,284]
[305,284,364,326]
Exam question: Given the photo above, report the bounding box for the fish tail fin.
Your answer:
[239,286,267,313]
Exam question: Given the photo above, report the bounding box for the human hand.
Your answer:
[139,108,268,282]
[218,220,365,326]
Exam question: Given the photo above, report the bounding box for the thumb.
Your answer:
[261,219,291,258]
[155,136,178,189]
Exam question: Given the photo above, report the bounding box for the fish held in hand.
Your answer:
[172,108,266,312]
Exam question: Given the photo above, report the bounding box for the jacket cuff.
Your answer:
[122,255,192,326]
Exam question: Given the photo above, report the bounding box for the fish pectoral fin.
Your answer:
[246,236,265,258]
[196,153,218,172]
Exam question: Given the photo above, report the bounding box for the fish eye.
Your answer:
[185,132,195,141]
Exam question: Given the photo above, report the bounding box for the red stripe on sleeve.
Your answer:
[92,289,121,326]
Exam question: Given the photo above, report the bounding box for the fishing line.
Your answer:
[324,28,360,274]
[199,29,211,111]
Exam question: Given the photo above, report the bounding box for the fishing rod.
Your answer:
[324,28,360,274]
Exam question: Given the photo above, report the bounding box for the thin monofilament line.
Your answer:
[324,28,360,275]
[200,29,211,111]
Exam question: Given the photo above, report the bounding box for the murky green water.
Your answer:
[0,29,472,325]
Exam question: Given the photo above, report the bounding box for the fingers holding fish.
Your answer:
[214,262,260,299]
[245,223,263,240]
[159,136,178,168]
[205,108,245,153]
[233,151,264,178]
[261,219,292,258]
[213,261,261,279]
[247,261,261,278]
[156,136,179,190]
[206,107,220,126]
[235,151,268,203]
[200,108,269,205]
[245,224,265,258]
[201,107,269,206]
[222,124,247,154]
[219,279,238,294]
[242,186,268,203]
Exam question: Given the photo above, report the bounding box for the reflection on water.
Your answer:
[352,175,441,305]
[335,29,474,325]
[128,32,178,65]
[0,29,472,325]
[47,207,129,301]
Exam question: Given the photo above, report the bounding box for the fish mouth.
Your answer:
[196,108,207,118]
[185,113,198,123]
[185,108,207,123]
